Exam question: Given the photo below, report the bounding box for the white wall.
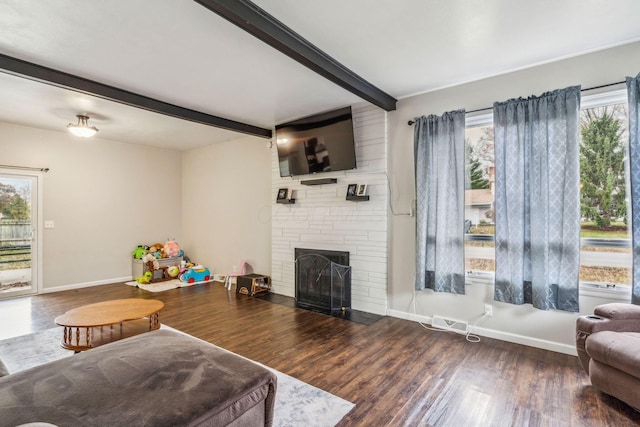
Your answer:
[0,121,182,291]
[181,135,272,276]
[387,41,640,354]
[271,103,388,315]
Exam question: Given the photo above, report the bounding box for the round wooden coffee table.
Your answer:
[55,298,164,352]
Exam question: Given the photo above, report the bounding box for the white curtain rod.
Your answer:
[0,164,49,172]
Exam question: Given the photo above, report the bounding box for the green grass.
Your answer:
[0,248,31,271]
[470,222,629,239]
[579,221,629,239]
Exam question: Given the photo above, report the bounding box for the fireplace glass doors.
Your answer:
[294,248,351,313]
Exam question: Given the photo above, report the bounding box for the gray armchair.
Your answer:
[576,303,640,409]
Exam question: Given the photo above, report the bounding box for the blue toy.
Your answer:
[180,265,211,283]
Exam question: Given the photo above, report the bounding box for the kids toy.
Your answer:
[141,253,159,270]
[167,265,180,278]
[164,240,180,258]
[131,245,148,259]
[141,253,173,283]
[148,243,163,259]
[180,265,211,283]
[136,271,153,284]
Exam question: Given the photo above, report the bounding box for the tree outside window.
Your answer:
[0,183,30,220]
[465,123,495,273]
[580,105,627,228]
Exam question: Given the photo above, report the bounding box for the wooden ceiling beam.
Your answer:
[194,0,397,111]
[0,53,272,139]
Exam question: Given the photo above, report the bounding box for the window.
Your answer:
[463,90,632,288]
[464,116,495,275]
[579,90,631,287]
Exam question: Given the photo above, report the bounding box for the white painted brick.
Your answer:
[270,103,388,315]
[353,294,387,305]
[351,289,369,298]
[351,261,386,274]
[362,279,387,290]
[352,300,387,316]
[367,231,387,241]
[350,270,369,281]
[351,240,387,249]
[299,234,344,244]
[357,250,389,258]
[272,252,293,262]
[343,233,373,242]
[273,220,309,229]
[351,255,387,264]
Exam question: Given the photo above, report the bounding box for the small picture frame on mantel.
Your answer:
[277,187,295,204]
[346,183,369,201]
[277,188,288,201]
[346,184,357,197]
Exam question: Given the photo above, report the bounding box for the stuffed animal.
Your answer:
[131,245,148,259]
[167,265,180,278]
[149,243,162,259]
[136,271,152,284]
[149,243,164,259]
[141,253,160,270]
[164,240,180,258]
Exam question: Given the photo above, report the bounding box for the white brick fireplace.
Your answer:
[271,103,388,315]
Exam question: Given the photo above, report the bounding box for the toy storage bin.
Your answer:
[132,256,183,279]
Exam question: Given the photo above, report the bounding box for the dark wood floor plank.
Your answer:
[0,281,639,426]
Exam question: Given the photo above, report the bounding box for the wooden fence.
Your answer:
[0,219,32,247]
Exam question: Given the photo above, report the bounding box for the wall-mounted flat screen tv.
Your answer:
[275,106,356,177]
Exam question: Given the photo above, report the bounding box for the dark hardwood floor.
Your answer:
[1,282,638,426]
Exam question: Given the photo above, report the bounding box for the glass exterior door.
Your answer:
[0,172,38,298]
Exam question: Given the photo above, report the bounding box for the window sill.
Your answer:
[579,282,631,301]
[465,271,631,301]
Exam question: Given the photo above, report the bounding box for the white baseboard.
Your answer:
[387,309,432,325]
[386,309,577,356]
[42,276,132,294]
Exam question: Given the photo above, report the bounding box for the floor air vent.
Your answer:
[431,315,469,333]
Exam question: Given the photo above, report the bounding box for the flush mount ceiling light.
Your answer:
[67,114,98,138]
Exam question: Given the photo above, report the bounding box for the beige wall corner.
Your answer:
[181,135,272,277]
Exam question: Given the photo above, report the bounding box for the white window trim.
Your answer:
[581,88,626,109]
[466,112,493,128]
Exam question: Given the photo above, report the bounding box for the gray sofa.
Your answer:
[576,303,640,409]
[0,329,277,426]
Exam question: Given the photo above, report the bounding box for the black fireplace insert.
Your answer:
[294,248,351,313]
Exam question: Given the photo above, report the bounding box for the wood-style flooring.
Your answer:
[0,282,638,426]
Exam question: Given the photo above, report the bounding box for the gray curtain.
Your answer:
[628,73,640,305]
[414,110,466,294]
[493,86,581,312]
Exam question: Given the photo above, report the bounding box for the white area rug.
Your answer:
[0,327,354,427]
[124,278,217,292]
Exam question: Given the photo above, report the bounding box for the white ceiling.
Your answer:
[0,0,639,150]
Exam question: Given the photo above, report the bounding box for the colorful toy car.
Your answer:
[180,265,211,283]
